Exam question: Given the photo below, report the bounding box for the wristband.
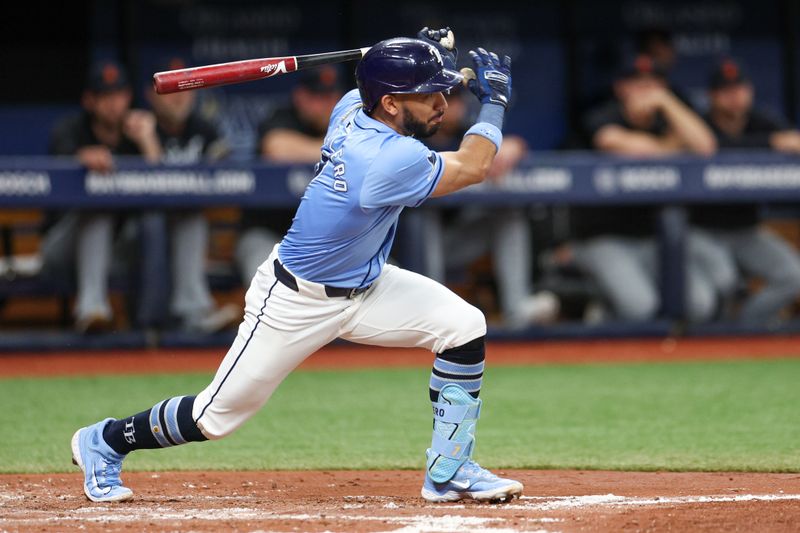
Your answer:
[465,122,503,152]
[476,102,505,129]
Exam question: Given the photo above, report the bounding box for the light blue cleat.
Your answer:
[422,450,523,503]
[71,418,133,502]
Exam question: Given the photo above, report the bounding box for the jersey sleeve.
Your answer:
[360,136,444,209]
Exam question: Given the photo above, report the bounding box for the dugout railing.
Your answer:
[1,152,799,349]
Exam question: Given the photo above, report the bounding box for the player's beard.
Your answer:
[400,107,441,139]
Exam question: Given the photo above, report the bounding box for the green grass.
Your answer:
[1,358,798,473]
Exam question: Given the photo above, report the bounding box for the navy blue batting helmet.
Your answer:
[356,37,463,113]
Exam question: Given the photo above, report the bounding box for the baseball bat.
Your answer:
[153,47,371,94]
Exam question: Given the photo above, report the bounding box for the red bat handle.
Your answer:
[153,56,298,94]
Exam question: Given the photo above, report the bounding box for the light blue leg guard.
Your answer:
[426,383,482,483]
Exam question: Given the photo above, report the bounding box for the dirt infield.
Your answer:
[1,335,799,377]
[2,470,800,532]
[2,337,800,532]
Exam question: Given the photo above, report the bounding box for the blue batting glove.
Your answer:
[467,48,512,108]
[417,26,458,70]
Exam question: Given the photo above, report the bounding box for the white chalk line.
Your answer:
[508,493,800,511]
[1,508,550,533]
[2,492,800,533]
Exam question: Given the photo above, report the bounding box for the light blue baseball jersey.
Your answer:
[278,89,445,288]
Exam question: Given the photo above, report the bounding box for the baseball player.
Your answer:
[71,29,523,504]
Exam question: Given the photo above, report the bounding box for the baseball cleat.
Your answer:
[71,418,133,502]
[421,458,523,503]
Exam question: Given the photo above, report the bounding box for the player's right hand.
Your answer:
[417,26,458,70]
[467,48,512,109]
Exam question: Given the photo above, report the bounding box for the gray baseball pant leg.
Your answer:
[575,235,717,323]
[420,209,445,283]
[74,213,114,320]
[639,234,717,323]
[491,208,533,322]
[687,228,738,319]
[688,228,739,297]
[727,227,800,323]
[234,227,281,285]
[572,237,659,321]
[681,237,719,323]
[40,212,78,279]
[170,212,215,319]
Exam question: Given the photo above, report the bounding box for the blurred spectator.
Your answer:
[144,57,240,332]
[423,88,559,329]
[554,55,718,322]
[42,60,161,332]
[704,59,800,152]
[586,54,716,157]
[690,59,800,324]
[634,27,693,108]
[235,67,343,282]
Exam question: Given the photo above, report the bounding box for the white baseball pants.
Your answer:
[192,244,486,439]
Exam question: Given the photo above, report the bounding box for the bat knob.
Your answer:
[459,67,476,87]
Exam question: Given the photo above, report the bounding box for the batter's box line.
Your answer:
[509,493,800,511]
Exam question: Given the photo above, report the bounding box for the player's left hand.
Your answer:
[467,48,512,108]
[417,26,458,69]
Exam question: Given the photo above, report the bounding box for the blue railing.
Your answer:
[1,152,799,346]
[2,152,800,208]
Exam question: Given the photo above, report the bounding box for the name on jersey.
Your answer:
[321,147,347,192]
[333,162,347,192]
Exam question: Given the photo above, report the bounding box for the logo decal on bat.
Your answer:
[260,61,289,76]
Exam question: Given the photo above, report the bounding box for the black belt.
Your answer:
[273,259,371,299]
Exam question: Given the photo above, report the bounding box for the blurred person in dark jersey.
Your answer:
[45,60,161,332]
[690,59,800,324]
[559,54,717,323]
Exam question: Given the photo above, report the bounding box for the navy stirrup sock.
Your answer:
[102,395,207,455]
[429,336,485,401]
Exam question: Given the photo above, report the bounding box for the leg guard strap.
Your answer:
[431,432,472,462]
[432,401,481,424]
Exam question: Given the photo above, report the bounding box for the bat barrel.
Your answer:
[153,48,369,94]
[153,57,299,94]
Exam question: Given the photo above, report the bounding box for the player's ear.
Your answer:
[379,94,400,117]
